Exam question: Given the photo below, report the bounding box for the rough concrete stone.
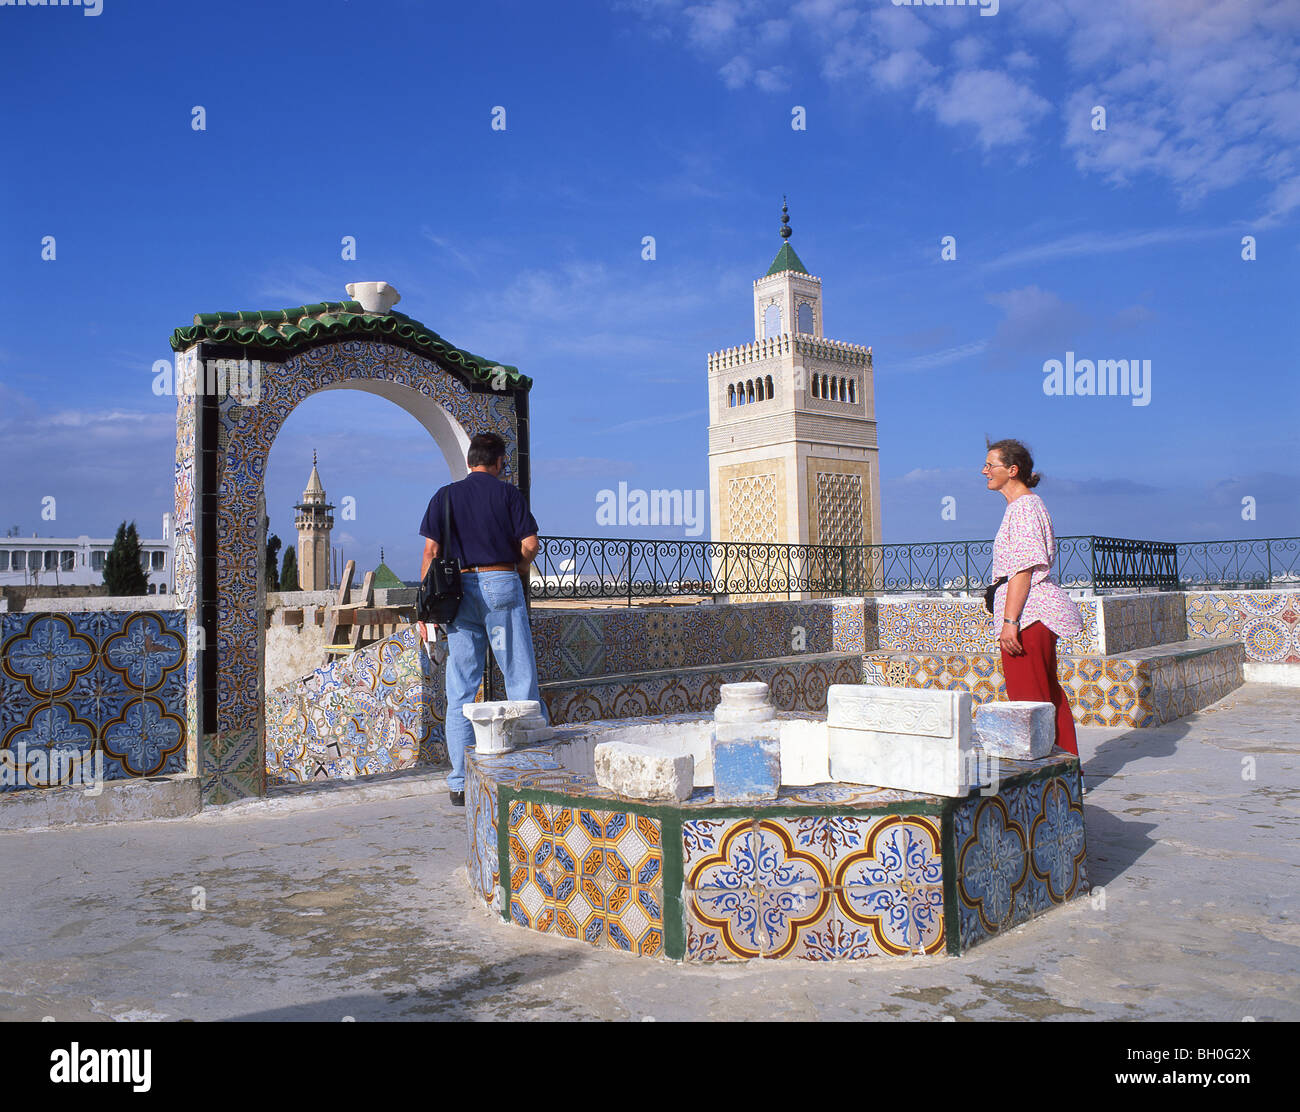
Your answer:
[827,683,975,796]
[593,741,693,802]
[0,773,201,832]
[974,701,1056,759]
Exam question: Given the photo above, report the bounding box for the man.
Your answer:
[417,432,546,807]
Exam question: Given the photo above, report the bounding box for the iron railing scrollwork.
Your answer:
[530,534,1298,603]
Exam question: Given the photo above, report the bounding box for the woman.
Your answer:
[984,439,1083,756]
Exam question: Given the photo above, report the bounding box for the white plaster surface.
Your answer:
[593,742,693,802]
[827,684,975,796]
[1244,663,1300,687]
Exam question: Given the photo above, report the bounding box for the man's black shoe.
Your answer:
[449,791,465,807]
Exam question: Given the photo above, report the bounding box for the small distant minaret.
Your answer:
[294,451,334,591]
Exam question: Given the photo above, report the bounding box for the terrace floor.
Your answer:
[0,684,1296,1021]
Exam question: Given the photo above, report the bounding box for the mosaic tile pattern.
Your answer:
[1,610,187,792]
[173,338,521,803]
[507,800,664,955]
[541,653,860,724]
[862,639,1243,728]
[1097,593,1187,655]
[683,814,946,961]
[1184,590,1300,663]
[264,625,445,786]
[530,600,840,682]
[466,756,499,905]
[876,597,1098,657]
[954,769,1088,951]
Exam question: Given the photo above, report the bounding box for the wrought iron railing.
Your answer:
[531,534,1237,602]
[1175,538,1300,589]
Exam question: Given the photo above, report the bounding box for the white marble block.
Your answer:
[462,700,554,754]
[594,741,694,802]
[973,701,1056,760]
[779,720,830,786]
[826,684,976,797]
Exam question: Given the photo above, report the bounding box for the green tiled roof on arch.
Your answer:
[169,301,531,390]
[765,242,809,277]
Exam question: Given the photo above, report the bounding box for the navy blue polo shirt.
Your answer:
[418,471,539,567]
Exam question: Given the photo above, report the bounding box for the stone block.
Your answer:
[778,719,829,786]
[973,701,1056,760]
[827,683,975,797]
[463,700,554,754]
[711,731,781,803]
[594,741,693,802]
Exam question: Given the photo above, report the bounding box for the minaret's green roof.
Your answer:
[765,242,809,277]
[371,561,404,589]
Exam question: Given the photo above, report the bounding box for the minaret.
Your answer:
[707,201,882,558]
[294,451,334,591]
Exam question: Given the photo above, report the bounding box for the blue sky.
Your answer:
[2,0,1297,581]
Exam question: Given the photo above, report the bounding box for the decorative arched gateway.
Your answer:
[170,286,531,804]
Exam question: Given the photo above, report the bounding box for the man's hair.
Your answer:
[467,432,507,469]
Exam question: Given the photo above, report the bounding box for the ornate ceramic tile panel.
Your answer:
[1,610,187,792]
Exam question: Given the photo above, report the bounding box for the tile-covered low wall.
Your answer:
[863,638,1244,728]
[530,598,867,681]
[875,597,1098,656]
[264,626,445,786]
[1096,593,1187,655]
[541,653,862,724]
[1185,590,1300,664]
[1,610,187,792]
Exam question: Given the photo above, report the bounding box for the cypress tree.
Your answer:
[280,546,300,592]
[104,521,149,596]
[266,533,282,591]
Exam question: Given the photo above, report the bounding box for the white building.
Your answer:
[0,514,175,595]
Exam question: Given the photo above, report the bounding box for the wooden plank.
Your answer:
[351,571,375,650]
[323,560,357,664]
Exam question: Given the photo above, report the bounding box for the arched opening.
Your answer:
[755,378,764,402]
[728,384,735,407]
[736,381,745,405]
[746,380,755,404]
[797,302,813,335]
[811,374,819,398]
[849,379,856,404]
[765,374,774,399]
[763,303,781,338]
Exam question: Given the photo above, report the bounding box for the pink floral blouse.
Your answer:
[991,493,1083,640]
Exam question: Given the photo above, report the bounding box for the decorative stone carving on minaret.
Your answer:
[294,450,335,591]
[707,201,882,593]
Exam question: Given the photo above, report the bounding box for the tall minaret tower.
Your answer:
[294,451,334,591]
[707,200,882,555]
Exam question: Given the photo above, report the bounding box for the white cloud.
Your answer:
[889,339,989,374]
[919,68,1051,151]
[984,225,1223,271]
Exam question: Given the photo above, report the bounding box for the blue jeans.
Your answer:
[444,570,546,792]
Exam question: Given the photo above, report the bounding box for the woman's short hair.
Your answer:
[987,438,1042,488]
[467,432,507,469]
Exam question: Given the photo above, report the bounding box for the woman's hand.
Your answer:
[999,622,1024,656]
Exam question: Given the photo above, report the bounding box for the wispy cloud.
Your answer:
[888,339,988,374]
[984,227,1224,272]
[600,408,707,434]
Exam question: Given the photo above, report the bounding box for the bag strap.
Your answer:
[441,485,460,567]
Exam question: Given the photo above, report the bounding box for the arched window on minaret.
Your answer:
[849,379,856,403]
[811,374,819,398]
[736,381,744,405]
[765,374,774,399]
[728,384,736,407]
[837,377,845,400]
[756,378,764,401]
[764,304,781,338]
[797,303,813,334]
[821,374,829,398]
[747,380,755,404]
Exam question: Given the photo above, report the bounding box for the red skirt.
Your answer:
[999,620,1079,756]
